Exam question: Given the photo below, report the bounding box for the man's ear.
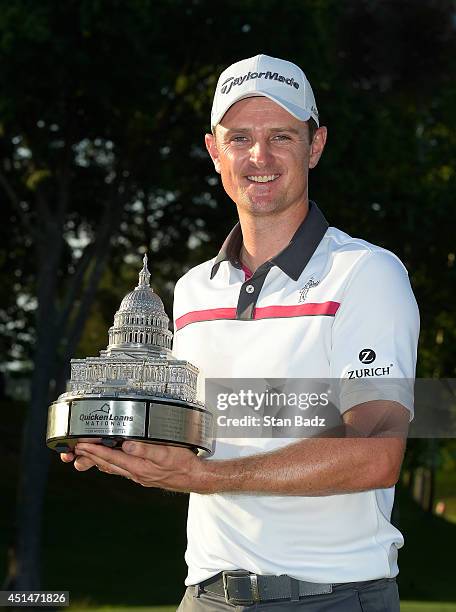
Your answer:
[309,126,327,169]
[205,133,221,174]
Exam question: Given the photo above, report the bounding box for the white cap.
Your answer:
[211,54,319,130]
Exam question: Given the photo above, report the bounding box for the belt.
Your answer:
[199,570,333,605]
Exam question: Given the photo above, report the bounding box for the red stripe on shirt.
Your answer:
[175,307,237,330]
[175,301,340,331]
[254,302,340,319]
[242,263,253,280]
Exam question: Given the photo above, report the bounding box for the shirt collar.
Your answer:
[210,201,329,281]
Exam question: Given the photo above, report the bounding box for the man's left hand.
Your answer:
[74,441,206,493]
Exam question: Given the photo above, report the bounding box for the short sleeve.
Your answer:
[330,251,420,417]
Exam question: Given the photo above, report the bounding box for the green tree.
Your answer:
[0,0,220,588]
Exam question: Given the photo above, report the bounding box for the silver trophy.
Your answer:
[46,255,214,455]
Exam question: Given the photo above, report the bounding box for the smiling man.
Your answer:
[65,55,419,611]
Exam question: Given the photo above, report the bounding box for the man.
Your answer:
[63,54,419,610]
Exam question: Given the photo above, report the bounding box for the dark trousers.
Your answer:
[177,578,400,611]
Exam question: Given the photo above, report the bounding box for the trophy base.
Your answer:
[47,394,214,455]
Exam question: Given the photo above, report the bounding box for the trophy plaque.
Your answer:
[46,255,214,455]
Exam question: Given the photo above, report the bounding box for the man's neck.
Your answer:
[238,202,309,273]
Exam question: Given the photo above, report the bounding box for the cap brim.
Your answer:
[212,91,317,128]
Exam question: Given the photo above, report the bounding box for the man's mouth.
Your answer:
[246,174,280,183]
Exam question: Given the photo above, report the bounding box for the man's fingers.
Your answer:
[60,452,75,463]
[122,440,168,461]
[60,439,136,477]
[60,451,97,471]
[77,442,144,469]
[76,449,134,479]
[74,455,97,472]
[60,438,103,464]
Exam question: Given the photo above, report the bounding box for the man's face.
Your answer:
[205,97,326,217]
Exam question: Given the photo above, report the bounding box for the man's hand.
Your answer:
[73,441,205,492]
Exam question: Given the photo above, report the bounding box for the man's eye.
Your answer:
[273,134,291,141]
[231,136,248,143]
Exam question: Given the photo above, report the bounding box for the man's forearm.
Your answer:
[197,437,404,496]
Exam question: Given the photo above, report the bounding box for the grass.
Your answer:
[401,605,456,612]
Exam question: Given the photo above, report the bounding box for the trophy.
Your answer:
[46,255,214,455]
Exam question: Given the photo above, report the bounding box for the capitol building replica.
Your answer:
[60,254,199,403]
[47,254,212,454]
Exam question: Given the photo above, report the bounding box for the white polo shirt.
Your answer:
[172,202,420,586]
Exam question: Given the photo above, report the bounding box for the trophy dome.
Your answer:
[119,284,165,313]
[105,254,172,356]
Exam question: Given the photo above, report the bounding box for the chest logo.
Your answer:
[359,349,376,364]
[298,278,320,303]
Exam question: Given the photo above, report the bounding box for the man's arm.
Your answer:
[192,400,409,495]
[72,400,409,495]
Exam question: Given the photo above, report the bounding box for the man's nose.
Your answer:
[249,140,272,167]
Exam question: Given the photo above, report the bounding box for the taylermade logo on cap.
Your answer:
[221,71,300,96]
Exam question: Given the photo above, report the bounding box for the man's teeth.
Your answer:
[247,174,279,183]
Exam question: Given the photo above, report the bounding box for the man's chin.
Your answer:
[241,197,285,216]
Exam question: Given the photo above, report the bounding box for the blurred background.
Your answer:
[0,0,455,610]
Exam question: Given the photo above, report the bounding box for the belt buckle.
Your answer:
[222,570,261,605]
